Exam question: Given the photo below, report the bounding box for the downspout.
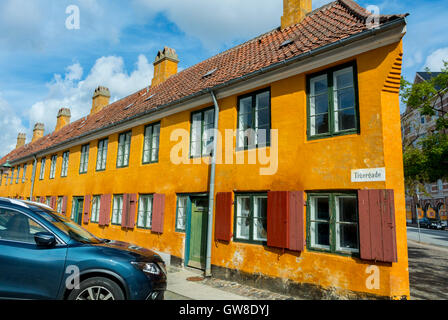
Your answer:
[30,155,38,200]
[205,90,220,277]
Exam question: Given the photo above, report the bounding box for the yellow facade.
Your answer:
[0,41,409,299]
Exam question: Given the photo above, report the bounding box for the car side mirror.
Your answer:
[34,232,56,247]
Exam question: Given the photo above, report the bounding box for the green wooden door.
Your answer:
[188,197,208,269]
[71,197,84,225]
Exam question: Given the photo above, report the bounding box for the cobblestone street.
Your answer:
[408,240,448,300]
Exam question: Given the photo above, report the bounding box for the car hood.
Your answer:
[93,240,163,262]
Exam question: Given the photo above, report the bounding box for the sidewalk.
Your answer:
[166,266,250,300]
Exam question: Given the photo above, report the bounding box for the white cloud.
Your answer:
[0,95,27,158]
[424,47,448,71]
[133,0,282,49]
[132,0,336,49]
[28,54,153,136]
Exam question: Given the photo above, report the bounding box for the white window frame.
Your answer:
[90,196,101,223]
[111,195,123,225]
[137,195,153,229]
[49,155,57,179]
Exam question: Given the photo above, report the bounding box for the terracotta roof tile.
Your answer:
[0,0,407,165]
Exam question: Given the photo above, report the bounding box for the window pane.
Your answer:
[334,68,353,90]
[253,197,267,241]
[336,87,355,110]
[0,209,46,243]
[151,125,160,162]
[311,221,330,248]
[191,113,202,157]
[256,91,269,111]
[311,114,329,135]
[145,197,153,228]
[336,108,356,132]
[236,197,251,240]
[337,197,357,223]
[176,197,188,231]
[239,97,252,114]
[311,75,328,95]
[256,107,270,127]
[236,218,250,240]
[312,94,329,115]
[309,75,329,137]
[337,224,358,251]
[311,196,330,221]
[239,113,252,130]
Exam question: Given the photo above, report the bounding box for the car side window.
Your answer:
[0,208,47,243]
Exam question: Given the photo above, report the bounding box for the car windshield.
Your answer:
[35,209,104,244]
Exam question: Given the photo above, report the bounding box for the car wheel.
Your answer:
[67,277,125,300]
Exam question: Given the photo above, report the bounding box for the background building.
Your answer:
[401,72,448,224]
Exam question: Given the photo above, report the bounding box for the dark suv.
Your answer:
[0,198,167,300]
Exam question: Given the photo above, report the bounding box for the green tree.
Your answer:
[400,61,448,222]
[401,61,448,131]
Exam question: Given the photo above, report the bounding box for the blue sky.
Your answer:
[0,0,447,157]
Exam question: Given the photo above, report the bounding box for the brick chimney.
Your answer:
[16,133,26,149]
[151,47,179,87]
[55,108,71,131]
[91,86,110,115]
[32,123,44,142]
[281,0,312,29]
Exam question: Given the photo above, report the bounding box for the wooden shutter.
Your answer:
[41,197,46,204]
[50,196,57,210]
[99,194,112,226]
[358,189,398,263]
[83,195,91,225]
[61,196,68,216]
[215,192,233,241]
[128,194,137,229]
[267,191,289,249]
[288,191,304,251]
[152,194,166,234]
[267,191,304,251]
[121,194,129,228]
[121,194,137,229]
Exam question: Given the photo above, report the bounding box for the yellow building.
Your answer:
[0,0,410,299]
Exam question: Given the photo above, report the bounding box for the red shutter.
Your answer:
[61,196,68,216]
[358,189,398,263]
[51,196,57,210]
[267,191,304,251]
[32,196,36,202]
[128,194,137,229]
[288,191,305,251]
[267,191,289,249]
[152,194,166,234]
[121,194,137,229]
[41,197,46,204]
[215,192,233,241]
[99,194,111,226]
[83,195,91,225]
[121,194,129,228]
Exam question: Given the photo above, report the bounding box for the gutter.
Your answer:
[205,90,220,277]
[6,17,407,165]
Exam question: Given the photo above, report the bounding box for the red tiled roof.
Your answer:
[0,0,407,165]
